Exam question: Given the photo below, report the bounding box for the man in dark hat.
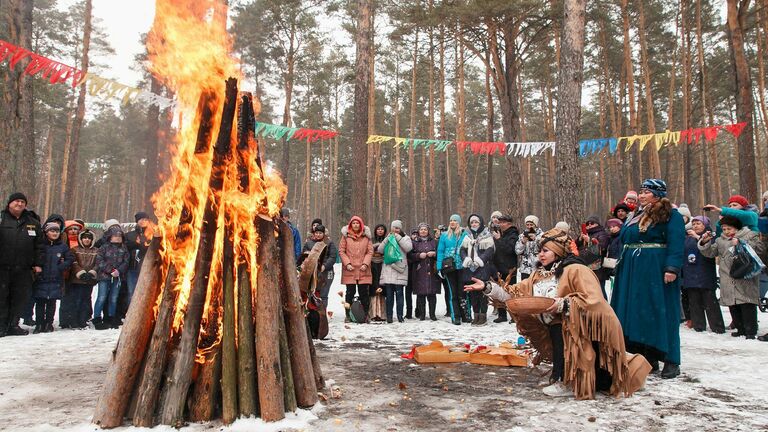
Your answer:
[491,214,519,323]
[0,193,44,336]
[124,211,153,303]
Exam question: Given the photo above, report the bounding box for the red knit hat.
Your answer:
[728,194,749,208]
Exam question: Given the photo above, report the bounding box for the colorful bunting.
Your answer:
[253,121,338,142]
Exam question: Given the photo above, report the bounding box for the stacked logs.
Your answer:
[92,79,324,428]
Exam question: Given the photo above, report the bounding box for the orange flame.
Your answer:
[147,0,287,340]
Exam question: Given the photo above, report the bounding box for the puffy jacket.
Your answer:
[69,230,99,285]
[377,233,413,286]
[436,229,467,271]
[681,235,717,289]
[338,217,374,284]
[95,241,130,281]
[0,208,44,269]
[33,237,74,300]
[699,227,766,305]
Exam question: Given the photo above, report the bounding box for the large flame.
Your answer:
[147,0,287,341]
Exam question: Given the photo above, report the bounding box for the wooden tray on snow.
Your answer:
[505,296,555,314]
[414,340,470,364]
[469,347,529,367]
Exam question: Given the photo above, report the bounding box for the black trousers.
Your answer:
[729,303,758,336]
[416,294,436,319]
[60,283,94,327]
[345,283,370,313]
[686,288,724,333]
[405,281,414,317]
[0,266,34,330]
[369,262,383,297]
[34,298,57,325]
[441,278,451,314]
[444,271,463,322]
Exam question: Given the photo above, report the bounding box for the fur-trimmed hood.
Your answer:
[341,224,372,239]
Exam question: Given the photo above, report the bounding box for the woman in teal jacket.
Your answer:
[437,214,468,325]
[611,179,685,380]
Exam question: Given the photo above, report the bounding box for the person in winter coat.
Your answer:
[405,228,420,319]
[698,216,765,339]
[704,195,759,235]
[460,214,496,326]
[339,216,374,321]
[31,222,75,333]
[124,211,153,304]
[60,230,98,329]
[377,220,413,323]
[605,219,624,261]
[21,213,65,326]
[407,223,440,321]
[623,190,639,212]
[94,218,122,248]
[491,214,519,323]
[280,208,302,261]
[63,220,84,249]
[93,226,130,329]
[437,214,469,325]
[465,228,651,400]
[611,179,685,379]
[681,216,724,334]
[578,215,612,298]
[516,215,544,280]
[0,193,46,337]
[301,224,338,308]
[369,224,388,321]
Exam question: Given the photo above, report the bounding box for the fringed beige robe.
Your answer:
[498,263,651,399]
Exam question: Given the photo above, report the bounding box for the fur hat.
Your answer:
[728,195,749,208]
[524,215,539,227]
[6,192,27,206]
[539,228,571,258]
[719,215,743,230]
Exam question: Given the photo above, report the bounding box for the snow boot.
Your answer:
[44,323,54,333]
[93,318,109,330]
[7,325,29,336]
[476,313,487,326]
[429,302,437,321]
[493,308,508,323]
[32,324,43,334]
[661,363,680,379]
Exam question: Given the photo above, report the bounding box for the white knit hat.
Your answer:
[554,221,570,232]
[104,219,120,230]
[524,215,539,227]
[490,210,503,220]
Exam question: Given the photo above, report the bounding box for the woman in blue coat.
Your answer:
[610,179,685,379]
[437,214,468,325]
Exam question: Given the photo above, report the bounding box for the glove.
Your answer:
[474,257,484,268]
[462,257,473,268]
[88,270,98,280]
[76,270,87,281]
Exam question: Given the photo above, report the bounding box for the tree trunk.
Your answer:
[554,0,587,230]
[455,27,468,217]
[408,29,419,225]
[143,78,162,212]
[351,0,372,220]
[637,0,661,178]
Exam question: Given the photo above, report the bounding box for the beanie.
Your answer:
[490,211,503,220]
[43,222,60,232]
[134,211,150,223]
[676,206,691,221]
[311,218,323,226]
[554,221,570,232]
[7,192,27,206]
[391,220,403,231]
[586,215,601,226]
[624,190,638,201]
[450,214,461,224]
[104,219,120,230]
[524,215,540,227]
[691,216,711,228]
[606,219,623,229]
[728,195,749,208]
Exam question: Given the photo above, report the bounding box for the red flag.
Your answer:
[456,141,470,153]
[724,122,747,138]
[703,126,720,142]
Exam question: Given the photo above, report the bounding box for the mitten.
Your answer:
[462,257,473,268]
[474,257,484,268]
[88,270,97,280]
[76,270,87,281]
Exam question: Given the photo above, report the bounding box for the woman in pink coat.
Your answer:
[339,216,374,321]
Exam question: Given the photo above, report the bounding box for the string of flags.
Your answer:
[253,121,339,142]
[0,39,176,110]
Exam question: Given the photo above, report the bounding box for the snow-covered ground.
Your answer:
[1,264,767,431]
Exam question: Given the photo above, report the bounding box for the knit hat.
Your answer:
[612,203,631,217]
[676,205,691,221]
[43,222,60,232]
[586,215,601,226]
[524,215,539,227]
[640,179,667,198]
[7,192,27,206]
[450,214,461,224]
[134,211,150,223]
[469,215,481,225]
[728,194,749,208]
[606,219,623,229]
[719,215,743,230]
[490,211,503,220]
[104,219,120,230]
[417,222,431,233]
[391,220,403,231]
[311,218,323,227]
[554,221,570,232]
[624,190,638,201]
[279,208,291,218]
[691,216,711,228]
[539,228,571,258]
[107,225,124,237]
[312,224,326,234]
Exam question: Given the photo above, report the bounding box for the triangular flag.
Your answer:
[724,122,747,139]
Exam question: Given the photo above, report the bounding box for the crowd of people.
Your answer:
[1,179,767,400]
[0,192,153,336]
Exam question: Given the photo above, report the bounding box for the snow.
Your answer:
[1,263,767,431]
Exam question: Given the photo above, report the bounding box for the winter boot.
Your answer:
[451,317,461,325]
[661,363,680,379]
[44,323,54,333]
[476,313,487,326]
[7,324,29,336]
[493,308,508,323]
[460,299,472,323]
[471,313,479,326]
[429,302,437,321]
[32,324,43,334]
[93,317,109,330]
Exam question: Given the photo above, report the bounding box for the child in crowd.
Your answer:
[682,216,724,333]
[93,226,129,330]
[32,222,74,333]
[61,229,99,329]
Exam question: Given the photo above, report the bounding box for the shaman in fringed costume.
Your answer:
[481,229,651,399]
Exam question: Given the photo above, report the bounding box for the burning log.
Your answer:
[255,217,286,422]
[159,78,238,426]
[92,236,162,428]
[93,78,321,428]
[278,222,320,404]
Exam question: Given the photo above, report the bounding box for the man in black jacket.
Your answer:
[124,211,153,304]
[491,214,519,323]
[0,193,44,336]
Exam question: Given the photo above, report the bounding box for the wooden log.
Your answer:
[158,78,238,426]
[92,237,162,428]
[236,262,258,416]
[278,223,319,406]
[187,347,222,422]
[306,320,325,391]
[255,218,285,421]
[278,307,297,412]
[221,216,238,424]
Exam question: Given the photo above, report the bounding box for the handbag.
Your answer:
[730,239,766,280]
[440,256,456,273]
[602,257,618,269]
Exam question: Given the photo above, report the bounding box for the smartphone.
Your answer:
[580,223,588,235]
